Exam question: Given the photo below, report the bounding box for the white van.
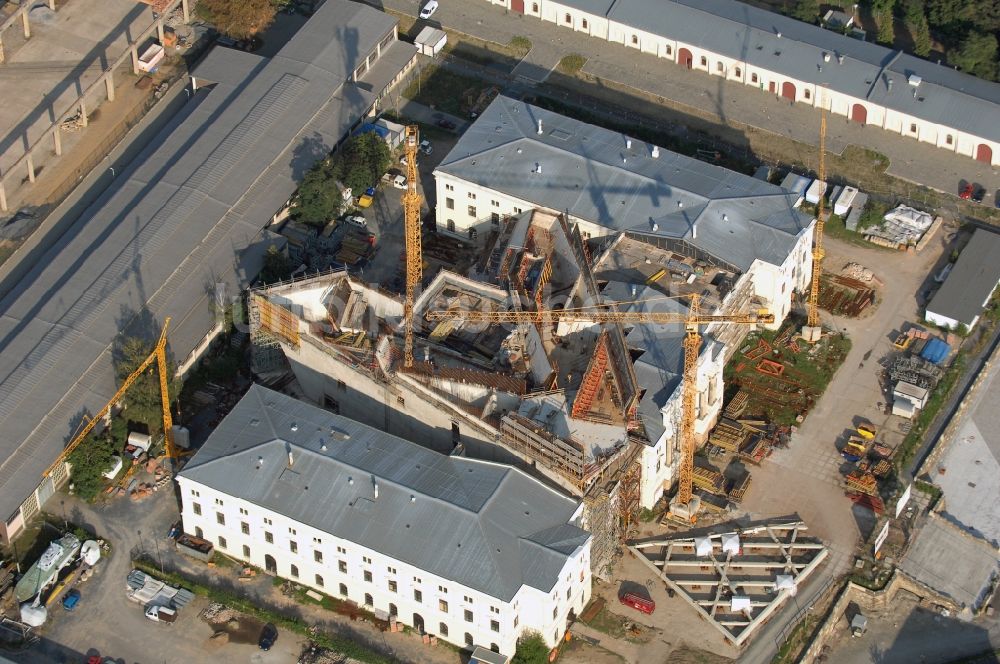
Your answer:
[419,0,438,19]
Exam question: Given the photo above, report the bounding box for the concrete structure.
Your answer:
[481,0,1000,166]
[925,229,1000,331]
[900,512,999,615]
[434,96,815,328]
[630,521,828,646]
[177,385,592,656]
[0,0,415,544]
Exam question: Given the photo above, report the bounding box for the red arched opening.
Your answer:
[678,48,692,69]
[851,104,867,125]
[781,82,796,101]
[976,144,993,164]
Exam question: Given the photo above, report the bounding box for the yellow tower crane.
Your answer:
[402,125,423,368]
[426,296,773,517]
[802,106,827,342]
[42,318,179,480]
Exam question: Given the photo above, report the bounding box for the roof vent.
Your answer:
[651,145,660,158]
[651,222,659,231]
[678,200,684,208]
[823,52,831,63]
[908,74,922,87]
[373,477,379,500]
[887,78,893,90]
[288,451,294,467]
[534,162,542,174]
[320,439,328,452]
[537,119,543,134]
[776,31,782,38]
[722,214,729,222]
[257,456,264,467]
[692,220,698,239]
[410,495,416,503]
[249,418,260,427]
[626,138,632,149]
[290,422,298,432]
[837,54,844,64]
[817,65,823,72]
[348,477,354,485]
[622,156,627,165]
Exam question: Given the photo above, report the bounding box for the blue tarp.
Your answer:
[921,338,951,364]
[355,123,389,139]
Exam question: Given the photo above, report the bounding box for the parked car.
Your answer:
[259,623,278,651]
[418,0,438,19]
[419,140,433,155]
[345,215,368,228]
[398,154,409,167]
[971,186,985,203]
[959,183,974,199]
[62,589,81,611]
[392,174,408,189]
[436,118,457,130]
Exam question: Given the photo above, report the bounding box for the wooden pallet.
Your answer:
[692,466,727,495]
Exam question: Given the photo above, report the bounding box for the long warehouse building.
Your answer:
[0,0,416,543]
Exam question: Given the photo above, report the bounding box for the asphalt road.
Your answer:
[381,0,999,198]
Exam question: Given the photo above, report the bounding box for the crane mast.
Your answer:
[402,126,423,368]
[803,106,827,342]
[43,318,177,479]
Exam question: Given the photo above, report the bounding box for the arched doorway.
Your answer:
[264,554,277,575]
[851,104,867,125]
[413,613,425,634]
[781,82,796,101]
[678,48,692,69]
[976,144,993,164]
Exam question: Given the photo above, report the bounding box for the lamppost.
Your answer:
[60,500,68,533]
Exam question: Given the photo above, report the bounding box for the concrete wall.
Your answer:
[177,475,589,655]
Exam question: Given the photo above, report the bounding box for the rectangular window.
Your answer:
[216,512,225,525]
[804,89,811,99]
[314,550,323,563]
[564,13,571,24]
[337,546,347,554]
[389,580,397,593]
[910,123,917,133]
[514,615,519,627]
[290,540,298,554]
[467,206,477,217]
[581,18,588,29]
[464,609,473,622]
[215,498,224,505]
[239,507,248,515]
[631,35,638,45]
[218,536,227,549]
[700,56,707,66]
[265,531,273,544]
[513,207,522,214]
[264,517,272,526]
[241,521,249,535]
[491,619,500,632]
[532,2,538,11]
[445,183,454,191]
[439,599,449,613]
[467,192,477,200]
[363,556,372,564]
[751,73,758,83]
[552,606,558,618]
[242,544,250,558]
[717,62,724,72]
[339,560,347,573]
[414,589,423,602]
[491,200,499,207]
[192,503,201,515]
[946,134,954,145]
[313,537,322,544]
[397,396,405,406]
[666,45,672,55]
[414,577,422,583]
[566,587,571,600]
[491,213,500,226]
[490,606,500,614]
[288,528,296,535]
[190,489,200,497]
[438,586,448,594]
[464,596,473,604]
[315,574,324,587]
[364,571,373,582]
[446,197,454,210]
[387,566,396,574]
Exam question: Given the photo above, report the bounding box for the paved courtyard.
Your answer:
[383,0,999,198]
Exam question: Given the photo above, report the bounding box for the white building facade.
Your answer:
[177,385,592,657]
[482,0,1000,166]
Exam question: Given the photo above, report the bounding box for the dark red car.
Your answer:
[959,183,974,199]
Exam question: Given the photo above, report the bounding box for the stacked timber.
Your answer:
[692,466,726,495]
[727,472,752,503]
[738,434,770,465]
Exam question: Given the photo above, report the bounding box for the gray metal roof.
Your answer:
[0,0,409,522]
[436,96,811,271]
[560,0,1000,142]
[180,385,589,601]
[927,229,1000,326]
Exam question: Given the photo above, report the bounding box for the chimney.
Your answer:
[776,31,782,38]
[535,162,542,174]
[373,477,379,500]
[626,138,632,149]
[887,78,893,91]
[320,440,328,452]
[692,220,698,239]
[622,156,628,165]
[537,119,543,134]
[257,456,264,468]
[823,52,830,63]
[837,54,844,64]
[651,146,660,158]
[630,284,638,297]
[651,222,659,231]
[288,451,294,467]
[722,213,729,222]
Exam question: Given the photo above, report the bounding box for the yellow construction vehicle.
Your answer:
[427,294,773,522]
[43,318,182,482]
[402,126,422,368]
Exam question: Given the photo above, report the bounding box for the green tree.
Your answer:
[259,244,295,283]
[113,336,181,437]
[198,0,277,40]
[902,0,933,56]
[294,159,343,227]
[791,0,820,23]
[335,133,391,194]
[871,0,897,45]
[512,632,550,664]
[949,31,999,80]
[67,432,118,501]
